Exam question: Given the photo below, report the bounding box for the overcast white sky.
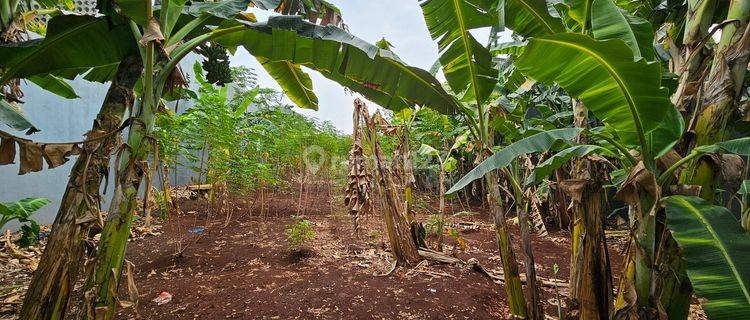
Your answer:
[231,1,494,133]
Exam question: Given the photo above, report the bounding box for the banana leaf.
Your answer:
[499,0,566,38]
[515,33,679,157]
[591,0,654,60]
[1,197,51,219]
[0,15,137,84]
[0,99,38,133]
[28,75,79,99]
[217,16,459,113]
[663,196,750,319]
[524,144,610,185]
[419,0,498,104]
[447,127,583,194]
[256,57,318,110]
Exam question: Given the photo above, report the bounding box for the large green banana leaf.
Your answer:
[106,0,151,25]
[419,0,498,105]
[446,127,583,194]
[160,0,189,37]
[256,57,318,110]
[249,0,279,9]
[514,33,679,157]
[524,144,610,185]
[0,15,137,84]
[217,16,459,113]
[1,197,51,219]
[499,0,566,38]
[28,75,79,99]
[663,196,750,319]
[648,106,684,157]
[564,0,593,26]
[697,137,750,155]
[186,0,251,19]
[591,0,654,60]
[0,99,37,133]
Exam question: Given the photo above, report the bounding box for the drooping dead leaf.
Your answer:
[345,101,373,234]
[560,179,588,204]
[611,279,639,320]
[118,260,139,310]
[614,161,659,206]
[139,17,165,46]
[0,134,16,164]
[42,143,82,169]
[719,154,744,187]
[657,149,683,175]
[668,184,702,197]
[17,139,43,174]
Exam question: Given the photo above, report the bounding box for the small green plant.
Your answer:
[424,214,445,236]
[552,263,563,319]
[285,216,315,251]
[151,187,168,220]
[367,229,382,240]
[0,197,50,247]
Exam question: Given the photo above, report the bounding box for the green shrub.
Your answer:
[424,214,445,236]
[0,197,50,247]
[285,216,315,251]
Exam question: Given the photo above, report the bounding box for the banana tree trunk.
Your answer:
[671,0,717,113]
[357,99,421,266]
[652,1,725,317]
[564,176,612,319]
[19,56,142,320]
[486,170,527,318]
[612,164,658,319]
[689,0,750,200]
[81,39,159,319]
[655,2,750,316]
[517,204,543,320]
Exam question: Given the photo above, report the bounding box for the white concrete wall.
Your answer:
[1,57,203,230]
[0,78,114,229]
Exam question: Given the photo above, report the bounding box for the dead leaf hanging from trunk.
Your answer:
[345,101,373,234]
[0,134,16,164]
[139,17,165,46]
[614,161,660,206]
[42,143,82,169]
[18,139,43,174]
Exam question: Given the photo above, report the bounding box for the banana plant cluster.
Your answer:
[416,0,750,319]
[0,0,460,319]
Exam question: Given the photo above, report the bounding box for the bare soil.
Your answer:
[115,186,626,320]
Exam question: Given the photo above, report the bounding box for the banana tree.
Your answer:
[456,0,750,318]
[487,0,686,317]
[415,0,535,315]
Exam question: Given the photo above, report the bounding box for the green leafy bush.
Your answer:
[154,65,351,195]
[285,216,315,251]
[0,197,50,247]
[424,214,445,236]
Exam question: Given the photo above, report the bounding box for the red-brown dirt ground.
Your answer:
[115,186,626,320]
